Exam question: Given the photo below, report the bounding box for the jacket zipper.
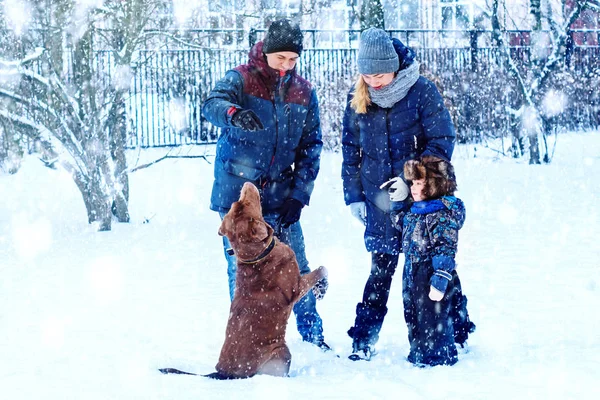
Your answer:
[270,76,283,174]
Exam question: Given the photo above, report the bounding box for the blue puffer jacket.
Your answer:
[202,41,323,213]
[341,39,456,254]
[394,196,466,293]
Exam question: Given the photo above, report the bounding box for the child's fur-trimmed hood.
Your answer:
[404,156,457,200]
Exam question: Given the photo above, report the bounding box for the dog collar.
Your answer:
[237,236,276,264]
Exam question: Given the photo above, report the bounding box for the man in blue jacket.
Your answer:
[202,19,329,350]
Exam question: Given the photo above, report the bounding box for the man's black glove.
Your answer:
[231,109,264,131]
[278,198,304,228]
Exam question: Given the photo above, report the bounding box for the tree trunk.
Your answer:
[109,90,130,223]
[528,132,541,164]
[540,114,552,163]
[111,174,130,223]
[530,0,542,30]
[360,0,385,30]
[74,170,112,231]
[512,136,526,158]
[509,112,525,158]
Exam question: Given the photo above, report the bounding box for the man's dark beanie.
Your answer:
[262,19,304,55]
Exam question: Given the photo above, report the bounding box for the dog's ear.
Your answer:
[218,215,231,237]
[250,219,269,241]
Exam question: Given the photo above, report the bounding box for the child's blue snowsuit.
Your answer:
[392,196,466,366]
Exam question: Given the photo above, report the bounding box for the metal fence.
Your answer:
[5,28,598,149]
[141,28,600,50]
[123,42,600,149]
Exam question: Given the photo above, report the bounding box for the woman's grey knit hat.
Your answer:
[357,28,399,74]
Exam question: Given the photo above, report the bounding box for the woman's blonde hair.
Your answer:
[350,75,371,114]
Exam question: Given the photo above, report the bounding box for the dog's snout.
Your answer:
[240,182,260,199]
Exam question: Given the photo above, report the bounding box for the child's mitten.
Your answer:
[429,285,444,301]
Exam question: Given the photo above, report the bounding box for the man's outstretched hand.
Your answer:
[231,109,264,131]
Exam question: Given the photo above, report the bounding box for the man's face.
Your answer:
[265,51,300,73]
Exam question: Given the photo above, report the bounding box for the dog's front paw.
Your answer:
[312,276,328,300]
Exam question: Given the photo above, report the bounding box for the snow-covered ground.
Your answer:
[1,132,599,400]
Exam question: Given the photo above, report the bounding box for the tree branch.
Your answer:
[137,30,215,50]
[586,0,600,12]
[490,0,533,105]
[127,154,210,174]
[0,87,85,161]
[47,73,86,134]
[534,0,585,92]
[0,47,44,69]
[0,110,83,175]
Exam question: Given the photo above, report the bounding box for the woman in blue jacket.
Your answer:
[202,20,329,351]
[341,28,458,361]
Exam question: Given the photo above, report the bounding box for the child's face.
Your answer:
[410,179,426,201]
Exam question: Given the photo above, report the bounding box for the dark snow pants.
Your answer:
[451,273,476,346]
[348,253,475,354]
[403,259,459,366]
[348,252,398,351]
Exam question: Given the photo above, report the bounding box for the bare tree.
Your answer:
[531,0,543,30]
[488,0,597,163]
[0,0,170,230]
[360,0,385,30]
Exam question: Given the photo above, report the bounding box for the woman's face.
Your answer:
[410,179,426,202]
[362,72,395,89]
[265,51,299,74]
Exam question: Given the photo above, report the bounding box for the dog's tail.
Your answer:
[159,368,197,375]
[159,368,240,380]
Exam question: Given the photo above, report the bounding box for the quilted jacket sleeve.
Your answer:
[426,211,460,293]
[341,92,365,205]
[201,70,244,128]
[291,89,323,206]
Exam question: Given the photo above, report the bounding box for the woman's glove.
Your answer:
[380,177,409,202]
[349,202,367,225]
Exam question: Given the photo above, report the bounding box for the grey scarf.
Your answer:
[368,62,420,109]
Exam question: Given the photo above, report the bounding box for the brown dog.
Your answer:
[215,182,327,378]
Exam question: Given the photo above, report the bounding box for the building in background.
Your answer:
[170,0,598,48]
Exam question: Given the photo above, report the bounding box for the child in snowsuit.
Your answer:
[391,156,472,367]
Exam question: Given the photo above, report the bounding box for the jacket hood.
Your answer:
[441,196,466,229]
[391,38,416,71]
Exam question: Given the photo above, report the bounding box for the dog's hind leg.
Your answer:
[257,346,291,377]
[204,371,239,380]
